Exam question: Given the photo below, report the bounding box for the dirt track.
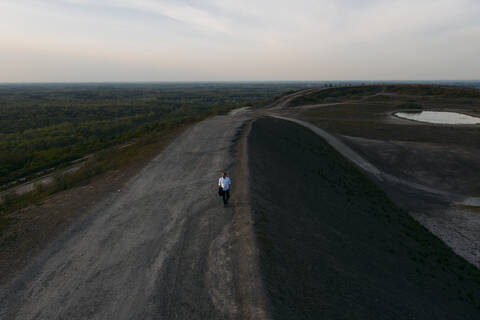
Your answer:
[0,109,267,320]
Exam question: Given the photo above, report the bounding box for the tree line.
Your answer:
[0,83,309,186]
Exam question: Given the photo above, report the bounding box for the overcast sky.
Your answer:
[1,0,479,82]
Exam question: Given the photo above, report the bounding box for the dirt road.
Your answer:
[269,115,477,201]
[0,109,267,320]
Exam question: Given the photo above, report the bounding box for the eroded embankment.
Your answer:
[248,117,480,319]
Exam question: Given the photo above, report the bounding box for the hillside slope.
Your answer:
[248,117,480,319]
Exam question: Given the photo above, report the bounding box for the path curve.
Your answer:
[269,115,480,207]
[268,114,480,268]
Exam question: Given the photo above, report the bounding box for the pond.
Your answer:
[394,111,480,125]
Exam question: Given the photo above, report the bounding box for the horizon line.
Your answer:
[1,79,479,85]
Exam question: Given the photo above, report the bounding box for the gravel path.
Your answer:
[0,110,263,320]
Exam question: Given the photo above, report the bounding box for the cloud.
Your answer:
[1,0,479,81]
[58,0,230,33]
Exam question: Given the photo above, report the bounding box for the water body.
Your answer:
[395,111,480,125]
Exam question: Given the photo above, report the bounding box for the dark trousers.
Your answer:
[222,189,230,204]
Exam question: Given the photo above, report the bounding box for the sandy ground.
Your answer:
[0,109,267,320]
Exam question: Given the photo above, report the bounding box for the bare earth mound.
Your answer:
[248,117,480,319]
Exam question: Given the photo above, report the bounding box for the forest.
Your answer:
[0,82,309,187]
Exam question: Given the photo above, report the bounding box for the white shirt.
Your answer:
[218,176,231,191]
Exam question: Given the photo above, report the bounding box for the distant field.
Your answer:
[289,84,480,108]
[0,83,309,187]
[298,85,480,147]
[291,85,480,196]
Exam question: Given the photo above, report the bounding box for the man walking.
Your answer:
[218,172,231,205]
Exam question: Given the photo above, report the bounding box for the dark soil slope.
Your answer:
[248,117,480,319]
